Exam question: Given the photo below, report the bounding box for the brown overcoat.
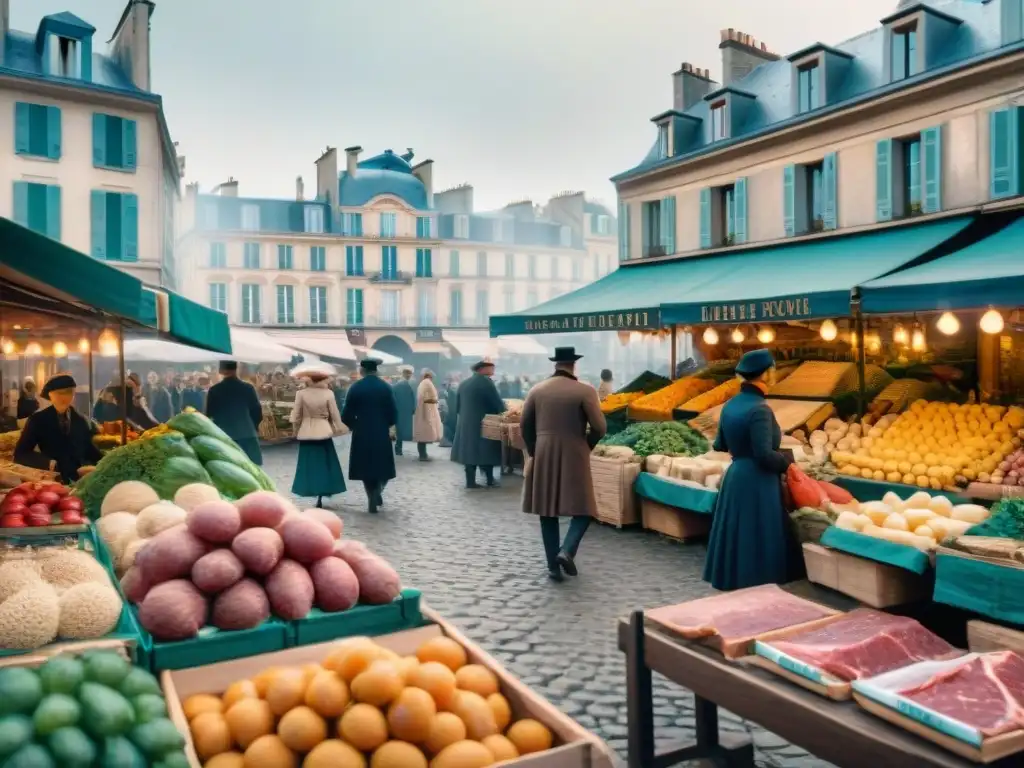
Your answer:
[521,372,607,518]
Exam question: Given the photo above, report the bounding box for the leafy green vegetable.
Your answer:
[599,421,708,458]
[967,498,1024,540]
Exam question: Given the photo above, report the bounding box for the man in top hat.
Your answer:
[521,347,607,581]
[451,358,505,488]
[205,361,264,465]
[341,358,397,513]
[391,366,416,457]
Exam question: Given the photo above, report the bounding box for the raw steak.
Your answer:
[899,651,1024,736]
[646,585,835,657]
[768,608,960,680]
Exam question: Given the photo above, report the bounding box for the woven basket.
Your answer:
[481,414,503,441]
[790,514,832,544]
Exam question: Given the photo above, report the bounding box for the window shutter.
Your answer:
[660,196,676,254]
[90,190,107,258]
[783,165,796,236]
[1002,0,1023,45]
[699,188,712,248]
[640,203,650,256]
[989,107,1019,200]
[14,103,30,154]
[45,185,61,241]
[356,289,363,323]
[122,119,137,169]
[733,178,748,244]
[617,201,630,261]
[92,114,106,166]
[121,193,139,261]
[12,182,28,227]
[875,139,893,222]
[822,153,838,230]
[922,125,942,214]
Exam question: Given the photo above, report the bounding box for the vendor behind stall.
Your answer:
[14,373,101,483]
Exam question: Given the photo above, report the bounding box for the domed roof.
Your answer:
[338,149,429,209]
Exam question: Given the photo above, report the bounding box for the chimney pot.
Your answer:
[296,175,304,201]
[344,145,362,178]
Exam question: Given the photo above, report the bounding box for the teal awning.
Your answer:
[860,216,1024,314]
[660,216,973,325]
[166,291,232,354]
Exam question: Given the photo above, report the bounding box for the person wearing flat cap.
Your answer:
[205,361,264,465]
[703,348,804,591]
[14,373,102,484]
[341,358,397,514]
[451,357,505,488]
[521,347,607,581]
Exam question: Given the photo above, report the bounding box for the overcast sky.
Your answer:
[18,0,898,211]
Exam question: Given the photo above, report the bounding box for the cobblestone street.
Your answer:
[263,439,833,768]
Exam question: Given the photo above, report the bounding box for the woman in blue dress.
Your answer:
[703,348,805,591]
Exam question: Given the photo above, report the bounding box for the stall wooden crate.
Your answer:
[481,414,503,441]
[591,455,641,527]
[802,542,930,608]
[641,498,711,541]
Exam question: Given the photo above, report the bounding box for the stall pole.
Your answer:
[86,338,94,420]
[670,326,678,380]
[117,324,127,446]
[854,306,866,418]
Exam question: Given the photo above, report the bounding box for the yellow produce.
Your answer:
[454,664,500,698]
[629,376,715,421]
[481,734,519,760]
[429,740,495,768]
[183,694,223,721]
[680,378,741,413]
[600,391,642,413]
[387,687,437,743]
[506,719,554,755]
[416,637,468,672]
[371,741,428,768]
[192,712,233,761]
[424,712,467,755]
[304,740,366,768]
[485,693,512,731]
[242,734,296,768]
[277,705,327,753]
[225,698,274,748]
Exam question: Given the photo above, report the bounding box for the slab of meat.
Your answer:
[647,585,836,657]
[898,651,1024,736]
[767,608,960,681]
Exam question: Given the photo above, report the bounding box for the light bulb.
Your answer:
[936,312,960,336]
[912,328,926,351]
[866,332,882,353]
[77,338,90,354]
[702,327,719,345]
[849,331,858,348]
[819,319,838,342]
[893,324,909,346]
[757,326,775,344]
[980,309,1005,335]
[730,327,745,344]
[24,342,41,356]
[1,339,13,355]
[52,341,68,357]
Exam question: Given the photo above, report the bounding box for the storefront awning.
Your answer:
[445,331,499,358]
[263,331,357,362]
[229,328,299,364]
[354,346,403,365]
[165,291,232,353]
[860,216,1024,314]
[497,336,549,356]
[411,341,449,355]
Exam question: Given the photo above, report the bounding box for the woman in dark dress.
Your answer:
[702,349,804,591]
[17,380,39,420]
[15,374,102,484]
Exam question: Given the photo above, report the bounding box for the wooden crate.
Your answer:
[641,498,711,541]
[481,414,503,441]
[804,542,929,608]
[590,455,641,527]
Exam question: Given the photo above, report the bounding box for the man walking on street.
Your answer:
[206,361,264,466]
[451,359,504,488]
[341,358,397,513]
[392,366,416,456]
[521,347,607,581]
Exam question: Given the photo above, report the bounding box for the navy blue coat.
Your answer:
[341,374,397,483]
[451,373,504,467]
[703,382,803,591]
[205,377,262,442]
[392,379,416,442]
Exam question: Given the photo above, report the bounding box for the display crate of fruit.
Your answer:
[628,376,716,422]
[164,605,616,768]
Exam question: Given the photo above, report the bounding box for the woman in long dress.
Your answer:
[290,364,346,508]
[413,369,444,461]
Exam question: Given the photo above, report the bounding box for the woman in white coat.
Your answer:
[290,364,346,508]
[413,369,444,461]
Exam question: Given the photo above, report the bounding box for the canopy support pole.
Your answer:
[853,307,866,419]
[670,326,678,380]
[117,324,127,446]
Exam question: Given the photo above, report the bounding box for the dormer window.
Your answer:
[891,23,919,80]
[797,62,821,113]
[710,102,727,142]
[656,124,669,159]
[50,37,80,78]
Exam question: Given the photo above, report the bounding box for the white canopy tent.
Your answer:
[264,331,357,362]
[497,336,549,356]
[443,331,499,358]
[353,346,403,366]
[123,328,298,365]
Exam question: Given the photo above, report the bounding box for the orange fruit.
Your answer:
[423,712,466,755]
[395,656,420,684]
[301,663,324,685]
[350,660,404,707]
[304,739,366,768]
[252,666,285,697]
[304,669,350,717]
[338,703,389,752]
[225,697,274,748]
[324,638,383,683]
[387,687,437,743]
[481,734,518,761]
[182,693,222,721]
[506,718,553,754]
[454,665,499,698]
[191,711,233,760]
[205,753,244,768]
[371,740,428,768]
[408,662,458,711]
[428,740,494,768]
[265,668,307,716]
[415,637,467,672]
[222,679,259,710]
[277,706,327,753]
[486,694,511,731]
[243,734,297,767]
[450,691,498,740]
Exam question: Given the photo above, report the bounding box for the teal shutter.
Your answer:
[356,289,363,324]
[733,177,748,244]
[46,106,61,159]
[699,188,712,248]
[92,114,106,166]
[783,165,796,237]
[660,196,676,254]
[822,153,838,230]
[121,193,138,261]
[640,203,650,256]
[1003,0,1023,45]
[922,125,942,214]
[90,190,107,259]
[14,103,29,154]
[990,107,1020,200]
[45,185,61,240]
[617,201,630,261]
[875,139,893,221]
[122,119,137,170]
[12,182,28,227]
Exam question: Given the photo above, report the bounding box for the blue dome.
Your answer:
[338,149,429,210]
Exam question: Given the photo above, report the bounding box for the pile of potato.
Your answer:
[833,489,990,550]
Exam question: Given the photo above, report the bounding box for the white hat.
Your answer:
[289,361,336,379]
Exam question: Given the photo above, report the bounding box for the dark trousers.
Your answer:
[394,440,404,455]
[464,465,494,486]
[417,442,428,459]
[539,516,591,569]
[362,480,387,500]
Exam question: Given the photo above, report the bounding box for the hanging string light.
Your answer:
[892,324,909,346]
[936,312,960,336]
[730,327,745,344]
[702,327,719,345]
[52,341,68,357]
[980,309,1005,335]
[757,326,775,344]
[912,326,927,352]
[98,329,119,357]
[77,338,91,354]
[866,331,882,353]
[819,319,838,342]
[848,331,858,349]
[24,342,42,357]
[1,339,13,356]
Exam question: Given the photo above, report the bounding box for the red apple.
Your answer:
[35,491,60,508]
[0,513,26,527]
[2,492,27,509]
[59,510,83,524]
[43,483,69,497]
[58,497,83,511]
[2,500,26,517]
[27,503,50,518]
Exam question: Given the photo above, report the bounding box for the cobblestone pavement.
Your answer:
[263,439,834,768]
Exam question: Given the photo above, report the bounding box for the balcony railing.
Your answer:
[371,315,407,327]
[368,270,413,285]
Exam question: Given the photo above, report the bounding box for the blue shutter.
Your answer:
[1003,0,1024,45]
[733,178,748,245]
[45,185,61,241]
[922,125,942,214]
[640,203,650,256]
[660,196,676,255]
[12,182,28,227]
[46,106,61,160]
[875,139,893,222]
[822,153,838,230]
[699,188,712,248]
[990,107,1019,200]
[782,165,796,236]
[90,190,107,258]
[356,289,363,323]
[92,114,106,167]
[14,103,29,154]
[121,193,138,261]
[617,201,630,261]
[122,119,137,170]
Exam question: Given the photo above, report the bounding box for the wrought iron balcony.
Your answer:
[368,270,413,285]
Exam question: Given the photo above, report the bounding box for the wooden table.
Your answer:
[618,611,1019,768]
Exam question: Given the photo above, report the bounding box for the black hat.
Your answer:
[549,346,583,363]
[219,360,238,373]
[41,373,76,400]
[471,357,496,372]
[360,358,380,372]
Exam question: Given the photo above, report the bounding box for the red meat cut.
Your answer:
[898,651,1024,736]
[646,585,836,657]
[767,608,961,680]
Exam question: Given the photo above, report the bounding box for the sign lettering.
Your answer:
[518,308,661,334]
[700,297,812,323]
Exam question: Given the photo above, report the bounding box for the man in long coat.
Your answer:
[521,347,607,582]
[451,359,504,488]
[440,376,459,447]
[391,366,416,456]
[206,361,264,465]
[342,358,397,513]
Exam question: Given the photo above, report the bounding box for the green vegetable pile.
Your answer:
[0,650,188,767]
[599,421,709,458]
[967,497,1024,540]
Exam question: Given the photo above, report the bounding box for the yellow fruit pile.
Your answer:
[182,634,555,768]
[629,377,715,421]
[600,392,642,413]
[679,379,741,413]
[832,400,1024,488]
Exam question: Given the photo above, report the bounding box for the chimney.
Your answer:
[345,145,362,178]
[673,62,718,111]
[296,175,304,201]
[434,183,474,214]
[214,178,238,197]
[0,0,9,65]
[719,28,779,86]
[315,147,337,204]
[109,0,155,91]
[412,160,434,208]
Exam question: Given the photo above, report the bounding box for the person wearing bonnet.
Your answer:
[14,373,102,483]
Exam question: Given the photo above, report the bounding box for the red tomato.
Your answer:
[60,511,83,524]
[26,515,51,527]
[35,491,60,508]
[2,500,27,517]
[1,493,27,512]
[0,513,26,527]
[57,497,83,511]
[43,483,69,497]
[27,503,50,518]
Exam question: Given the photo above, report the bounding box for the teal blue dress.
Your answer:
[702,382,804,591]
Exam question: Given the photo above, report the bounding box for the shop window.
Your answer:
[14,103,61,160]
[13,181,61,241]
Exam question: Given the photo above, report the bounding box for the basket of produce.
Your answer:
[0,480,85,531]
[599,391,643,414]
[0,430,20,458]
[789,507,836,544]
[481,415,503,441]
[598,421,708,459]
[627,377,716,422]
[0,460,59,485]
[678,378,741,414]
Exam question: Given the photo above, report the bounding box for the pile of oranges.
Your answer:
[182,634,555,767]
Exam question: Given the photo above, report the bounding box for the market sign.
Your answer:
[662,291,853,326]
[700,297,813,323]
[489,307,661,336]
[416,328,443,342]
